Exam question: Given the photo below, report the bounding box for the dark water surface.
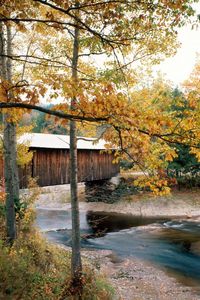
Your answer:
[36,209,200,288]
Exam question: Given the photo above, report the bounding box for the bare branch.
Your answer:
[138,129,200,149]
[0,16,80,29]
[63,0,132,11]
[0,54,94,79]
[78,51,106,57]
[21,36,34,80]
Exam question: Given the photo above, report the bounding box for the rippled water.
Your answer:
[36,209,200,287]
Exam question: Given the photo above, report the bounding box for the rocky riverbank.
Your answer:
[81,249,200,300]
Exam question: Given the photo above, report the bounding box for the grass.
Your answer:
[0,229,115,300]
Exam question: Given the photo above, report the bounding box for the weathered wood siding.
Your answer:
[18,163,32,189]
[31,149,70,186]
[77,150,119,182]
[0,148,120,188]
[31,148,119,187]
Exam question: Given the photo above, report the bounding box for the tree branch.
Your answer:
[0,16,79,29]
[0,54,94,79]
[137,128,199,147]
[0,102,109,122]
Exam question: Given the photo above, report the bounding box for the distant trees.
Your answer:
[167,69,200,188]
[21,109,69,135]
[168,144,200,187]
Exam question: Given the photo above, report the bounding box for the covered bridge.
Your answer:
[0,133,120,188]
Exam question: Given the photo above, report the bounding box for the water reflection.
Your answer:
[86,211,170,237]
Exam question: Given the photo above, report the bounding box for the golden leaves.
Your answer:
[17,143,33,166]
[16,22,27,33]
[134,175,172,196]
[190,148,200,162]
[0,82,8,102]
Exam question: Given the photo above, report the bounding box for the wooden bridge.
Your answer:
[0,133,120,188]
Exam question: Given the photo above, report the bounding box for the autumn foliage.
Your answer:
[0,1,199,198]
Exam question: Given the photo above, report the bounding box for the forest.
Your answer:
[0,0,200,299]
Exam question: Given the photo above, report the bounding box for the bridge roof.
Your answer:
[20,133,108,150]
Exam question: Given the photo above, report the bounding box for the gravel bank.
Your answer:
[81,248,200,300]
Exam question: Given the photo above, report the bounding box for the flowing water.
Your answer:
[36,209,200,288]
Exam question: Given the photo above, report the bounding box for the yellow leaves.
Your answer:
[0,80,10,102]
[17,143,33,166]
[38,85,47,98]
[190,148,200,162]
[134,175,171,196]
[62,79,85,99]
[112,157,119,164]
[0,87,7,102]
[165,152,175,162]
[188,97,198,109]
[0,186,5,204]
[45,11,55,20]
[62,80,73,96]
[164,148,178,162]
[3,108,24,123]
[16,22,27,33]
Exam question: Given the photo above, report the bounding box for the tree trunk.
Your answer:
[70,4,82,289]
[0,22,19,243]
[4,121,19,242]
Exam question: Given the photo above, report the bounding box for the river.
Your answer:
[36,208,200,289]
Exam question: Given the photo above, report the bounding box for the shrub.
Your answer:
[61,264,114,300]
[0,232,71,300]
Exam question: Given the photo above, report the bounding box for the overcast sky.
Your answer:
[156,3,200,86]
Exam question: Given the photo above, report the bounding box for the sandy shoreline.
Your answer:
[34,185,200,299]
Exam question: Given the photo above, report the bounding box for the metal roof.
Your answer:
[19,133,107,150]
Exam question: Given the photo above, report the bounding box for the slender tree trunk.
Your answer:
[0,22,19,243]
[70,4,82,289]
[5,25,19,202]
[4,121,19,242]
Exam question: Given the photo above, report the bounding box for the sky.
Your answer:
[155,3,200,86]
